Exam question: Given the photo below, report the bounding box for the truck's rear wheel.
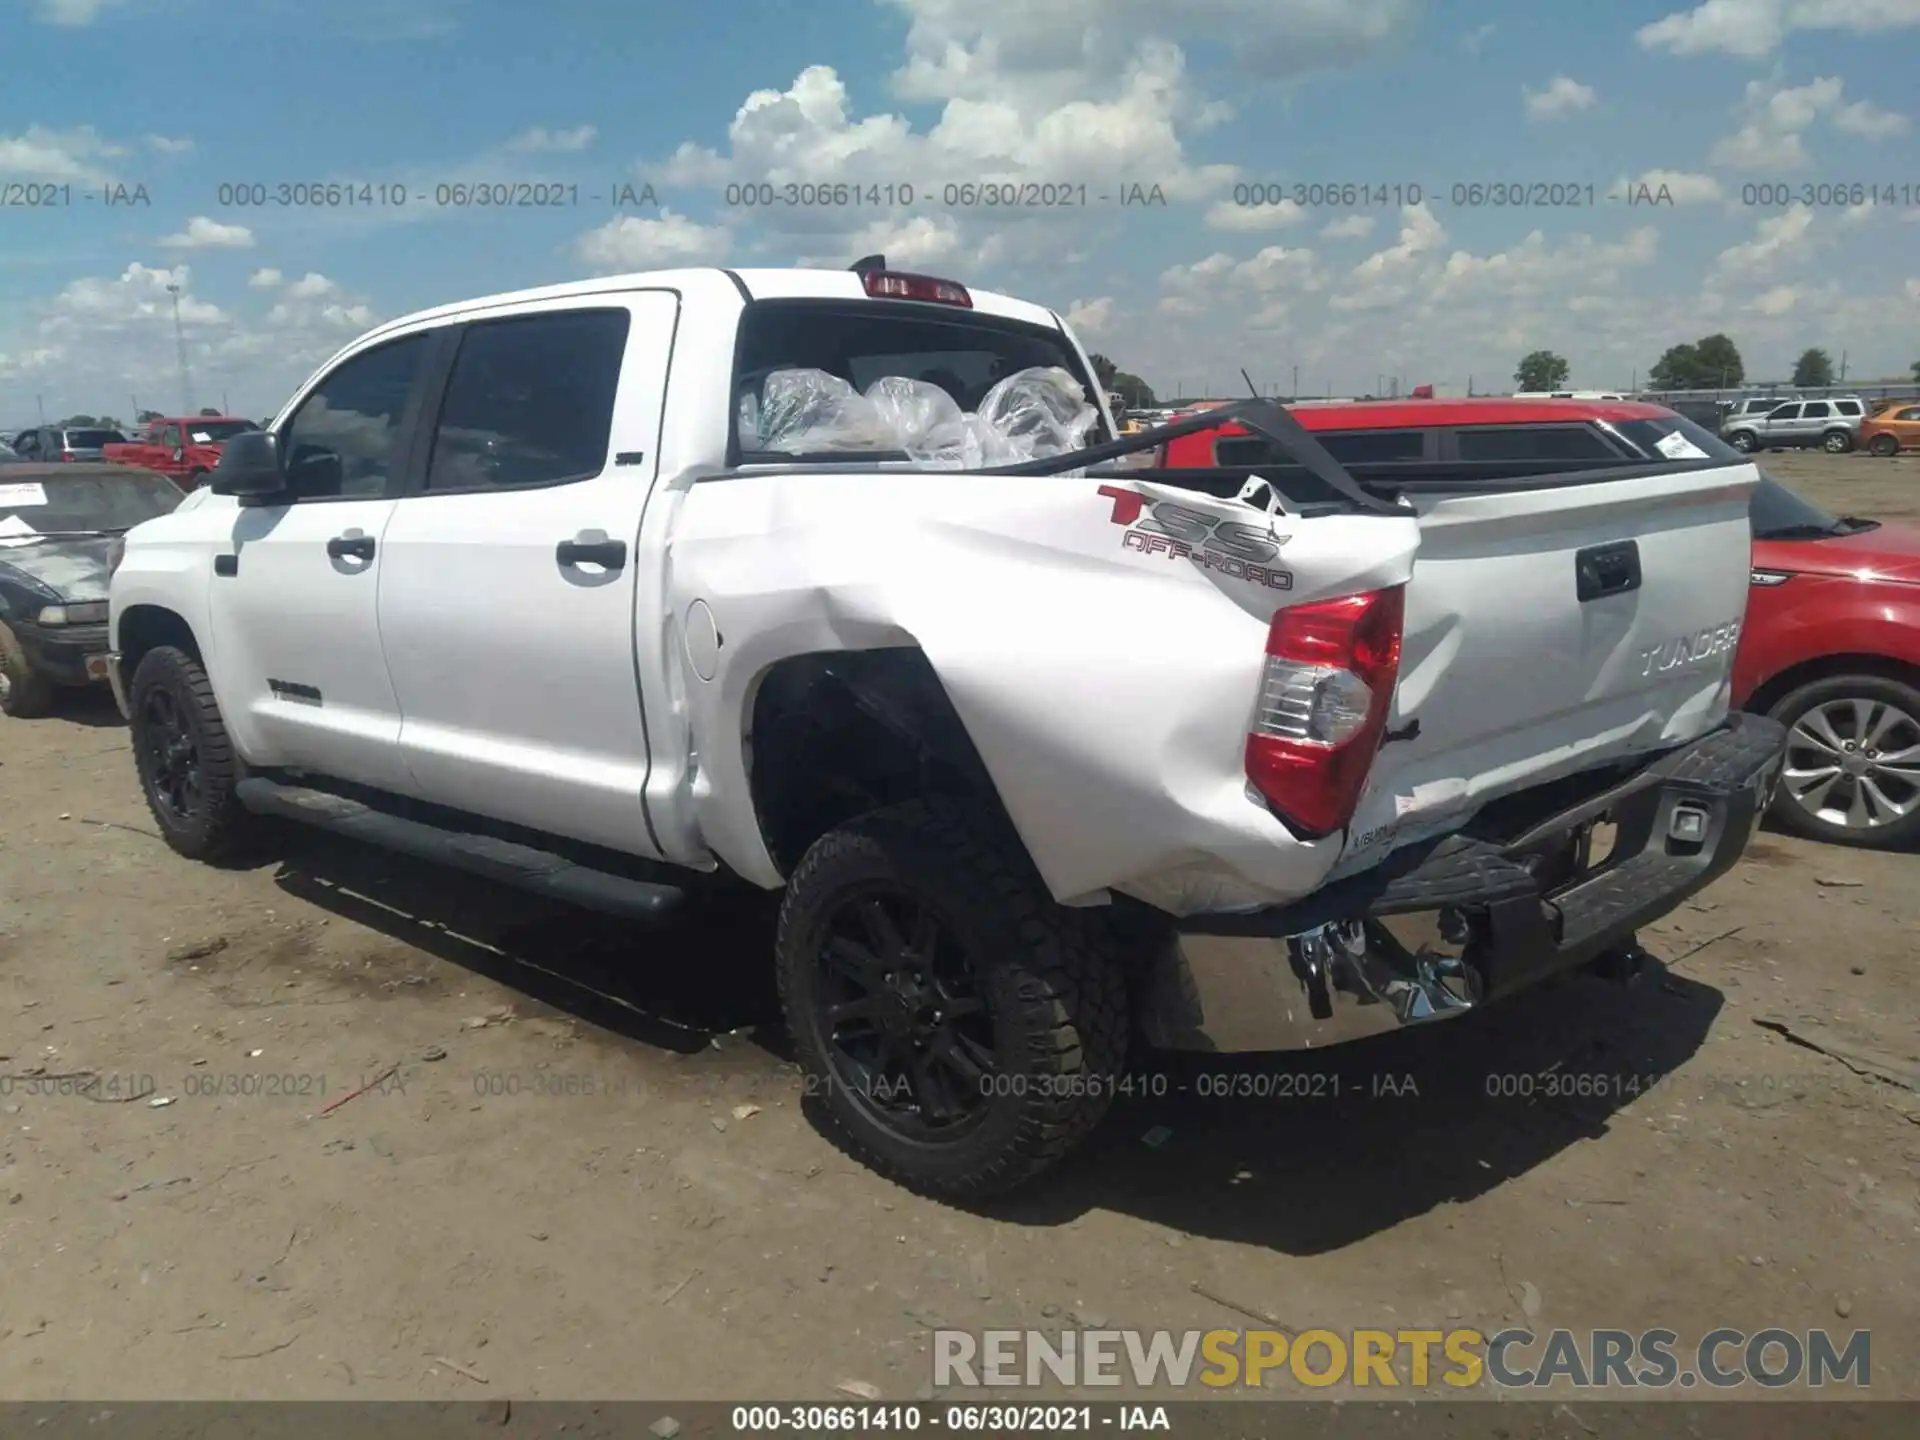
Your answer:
[128,645,257,862]
[776,800,1126,1198]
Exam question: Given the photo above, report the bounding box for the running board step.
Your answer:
[234,777,686,922]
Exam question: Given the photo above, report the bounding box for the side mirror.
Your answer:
[210,430,288,503]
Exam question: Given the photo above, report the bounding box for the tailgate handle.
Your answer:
[1575,540,1641,602]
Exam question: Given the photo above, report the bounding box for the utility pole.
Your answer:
[1292,364,1299,399]
[167,282,194,415]
[1838,351,1848,384]
[36,395,46,423]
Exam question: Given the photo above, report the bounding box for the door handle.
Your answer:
[327,533,376,561]
[214,554,238,577]
[556,535,627,569]
[1574,540,1641,602]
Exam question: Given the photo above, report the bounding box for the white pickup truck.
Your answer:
[107,261,1785,1196]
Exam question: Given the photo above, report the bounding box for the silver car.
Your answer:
[1723,397,1867,454]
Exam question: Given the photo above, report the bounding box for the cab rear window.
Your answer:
[731,300,1106,459]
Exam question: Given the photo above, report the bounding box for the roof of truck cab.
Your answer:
[1204,397,1679,436]
[351,267,1062,347]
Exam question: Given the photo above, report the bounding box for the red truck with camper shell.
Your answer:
[1159,396,1920,850]
[103,416,258,490]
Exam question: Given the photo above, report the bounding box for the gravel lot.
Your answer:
[0,452,1915,1401]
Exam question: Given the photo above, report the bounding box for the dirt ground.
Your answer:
[0,451,1915,1403]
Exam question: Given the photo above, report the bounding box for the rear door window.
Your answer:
[424,308,631,491]
[1801,402,1832,419]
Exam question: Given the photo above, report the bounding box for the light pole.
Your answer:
[167,282,194,415]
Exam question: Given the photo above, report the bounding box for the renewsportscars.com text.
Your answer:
[933,1327,1871,1391]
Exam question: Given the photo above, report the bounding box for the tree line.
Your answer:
[1517,341,1920,394]
[36,407,237,432]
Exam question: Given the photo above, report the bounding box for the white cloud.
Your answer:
[1321,213,1376,240]
[1749,285,1799,315]
[49,263,221,324]
[1523,75,1596,121]
[648,50,1234,218]
[573,210,731,272]
[1159,245,1323,329]
[1708,74,1865,169]
[146,134,194,155]
[506,124,598,153]
[0,257,387,414]
[830,214,977,269]
[284,273,339,298]
[1638,0,1920,59]
[1427,228,1660,308]
[0,124,124,183]
[1617,169,1722,203]
[248,268,283,288]
[33,0,122,24]
[158,217,256,250]
[1205,198,1306,231]
[884,0,1417,102]
[1833,98,1909,139]
[1711,204,1816,280]
[1065,296,1114,336]
[1461,23,1495,54]
[1328,201,1445,311]
[1840,200,1877,227]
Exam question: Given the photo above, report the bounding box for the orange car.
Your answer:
[1859,401,1920,456]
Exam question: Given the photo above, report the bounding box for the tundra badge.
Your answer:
[1638,620,1741,678]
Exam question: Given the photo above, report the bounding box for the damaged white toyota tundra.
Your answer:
[107,260,1786,1196]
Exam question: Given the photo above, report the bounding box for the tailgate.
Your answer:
[1332,460,1759,876]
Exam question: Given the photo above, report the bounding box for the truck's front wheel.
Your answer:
[128,645,257,862]
[776,800,1126,1199]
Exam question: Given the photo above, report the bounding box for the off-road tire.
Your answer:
[1727,429,1758,452]
[0,620,58,718]
[1822,429,1853,454]
[776,800,1128,1199]
[128,644,257,862]
[1767,672,1920,850]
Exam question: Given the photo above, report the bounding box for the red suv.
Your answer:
[1160,398,1920,849]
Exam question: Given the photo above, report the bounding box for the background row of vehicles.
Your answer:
[1130,391,1920,458]
[1717,394,1920,456]
[4,417,261,486]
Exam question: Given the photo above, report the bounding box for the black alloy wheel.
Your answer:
[807,884,998,1141]
[139,682,203,825]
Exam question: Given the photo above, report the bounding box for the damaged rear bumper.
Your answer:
[1137,712,1786,1052]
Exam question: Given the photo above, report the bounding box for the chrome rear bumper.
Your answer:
[1136,712,1785,1053]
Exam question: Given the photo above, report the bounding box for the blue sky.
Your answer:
[4,0,1918,423]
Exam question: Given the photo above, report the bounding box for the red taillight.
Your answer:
[860,269,972,307]
[1245,586,1405,838]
